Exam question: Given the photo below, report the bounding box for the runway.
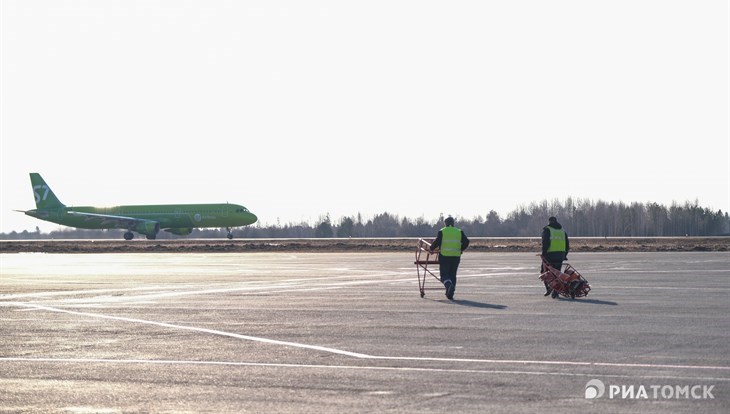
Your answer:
[1,252,728,413]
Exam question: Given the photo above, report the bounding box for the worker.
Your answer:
[430,216,470,300]
[541,216,570,298]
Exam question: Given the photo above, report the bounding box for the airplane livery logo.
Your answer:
[33,185,50,204]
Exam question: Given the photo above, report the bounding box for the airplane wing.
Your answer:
[66,211,149,229]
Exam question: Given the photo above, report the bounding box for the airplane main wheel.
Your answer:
[124,232,134,241]
[146,234,157,240]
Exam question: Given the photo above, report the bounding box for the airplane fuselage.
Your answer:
[23,173,258,240]
[26,203,257,234]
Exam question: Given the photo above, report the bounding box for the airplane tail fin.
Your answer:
[30,173,65,209]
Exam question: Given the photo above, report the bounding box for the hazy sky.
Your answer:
[1,1,728,234]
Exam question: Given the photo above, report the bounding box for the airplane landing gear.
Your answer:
[146,233,157,240]
[227,227,233,239]
[124,232,134,240]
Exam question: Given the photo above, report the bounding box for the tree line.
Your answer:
[3,198,728,240]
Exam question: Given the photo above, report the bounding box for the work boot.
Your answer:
[544,282,552,296]
[444,280,455,300]
[551,290,559,299]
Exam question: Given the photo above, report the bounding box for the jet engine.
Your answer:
[134,220,160,237]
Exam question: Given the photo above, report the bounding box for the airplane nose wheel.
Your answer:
[226,227,233,239]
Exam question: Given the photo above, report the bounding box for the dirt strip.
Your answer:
[1,237,727,254]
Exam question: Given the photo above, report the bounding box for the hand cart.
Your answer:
[415,238,441,298]
[538,255,591,299]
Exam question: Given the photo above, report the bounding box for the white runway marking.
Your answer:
[6,302,371,358]
[1,274,417,304]
[1,357,728,382]
[5,302,729,374]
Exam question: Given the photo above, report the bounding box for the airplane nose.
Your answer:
[248,212,258,224]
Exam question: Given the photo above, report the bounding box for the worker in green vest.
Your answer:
[541,216,570,298]
[430,216,470,300]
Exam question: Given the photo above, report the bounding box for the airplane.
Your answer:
[20,173,258,240]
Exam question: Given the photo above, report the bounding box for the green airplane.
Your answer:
[21,173,258,240]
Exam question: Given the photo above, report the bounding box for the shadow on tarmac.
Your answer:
[555,297,618,306]
[422,297,507,309]
[452,299,508,309]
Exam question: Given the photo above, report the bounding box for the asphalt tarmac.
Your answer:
[1,251,728,413]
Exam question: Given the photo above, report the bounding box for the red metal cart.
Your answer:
[415,238,442,298]
[538,255,591,299]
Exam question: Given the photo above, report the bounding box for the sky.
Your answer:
[1,0,728,234]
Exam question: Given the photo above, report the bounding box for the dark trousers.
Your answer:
[439,255,461,288]
[541,251,566,273]
[541,251,565,291]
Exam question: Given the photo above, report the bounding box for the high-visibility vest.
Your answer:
[440,226,463,257]
[546,226,567,252]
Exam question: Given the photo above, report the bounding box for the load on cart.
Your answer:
[538,255,591,299]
